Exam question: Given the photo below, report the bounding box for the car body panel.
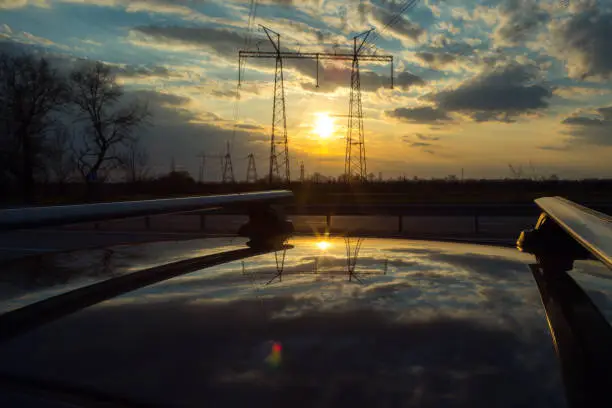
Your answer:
[0,237,571,407]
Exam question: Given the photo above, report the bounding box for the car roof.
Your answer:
[0,237,573,407]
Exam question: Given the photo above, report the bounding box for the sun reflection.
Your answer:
[316,241,332,251]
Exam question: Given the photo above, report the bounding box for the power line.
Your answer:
[230,0,259,159]
[239,28,394,184]
[361,0,420,56]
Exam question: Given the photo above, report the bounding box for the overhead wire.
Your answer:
[361,0,419,56]
[230,0,259,157]
[374,0,419,41]
[367,0,413,44]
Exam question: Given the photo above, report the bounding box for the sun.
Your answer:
[316,240,332,251]
[313,112,335,139]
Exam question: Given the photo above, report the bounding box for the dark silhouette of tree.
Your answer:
[0,53,68,202]
[69,62,149,188]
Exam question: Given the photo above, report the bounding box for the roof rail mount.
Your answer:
[238,204,294,250]
[517,212,590,272]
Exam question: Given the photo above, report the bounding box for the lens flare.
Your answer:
[266,341,282,368]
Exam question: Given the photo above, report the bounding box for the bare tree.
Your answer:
[119,138,150,183]
[69,62,149,187]
[0,53,68,202]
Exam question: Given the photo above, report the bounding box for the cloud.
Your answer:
[137,90,190,106]
[80,39,102,47]
[401,132,445,155]
[1,29,70,51]
[56,0,220,22]
[124,0,199,16]
[552,85,610,100]
[411,35,478,72]
[0,40,83,75]
[114,64,174,78]
[211,89,238,99]
[128,89,268,177]
[407,141,432,147]
[254,16,347,47]
[538,144,570,151]
[415,51,456,69]
[131,25,410,93]
[551,5,612,80]
[561,106,612,146]
[361,2,426,45]
[302,67,423,93]
[132,25,245,59]
[386,106,453,124]
[0,0,47,9]
[493,0,550,47]
[415,133,440,141]
[235,123,264,130]
[430,63,552,122]
[371,6,425,44]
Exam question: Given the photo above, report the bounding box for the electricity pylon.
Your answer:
[345,29,373,183]
[269,29,290,184]
[239,27,393,185]
[222,141,235,183]
[197,153,205,183]
[246,153,258,183]
[197,145,234,184]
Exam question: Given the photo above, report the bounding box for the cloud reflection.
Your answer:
[0,237,575,407]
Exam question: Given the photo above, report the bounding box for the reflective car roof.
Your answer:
[0,237,574,407]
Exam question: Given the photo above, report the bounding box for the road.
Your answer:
[0,214,530,263]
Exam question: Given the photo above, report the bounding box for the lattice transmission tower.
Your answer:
[239,27,393,185]
[222,141,235,183]
[197,145,234,184]
[246,153,258,183]
[345,29,373,182]
[268,28,290,184]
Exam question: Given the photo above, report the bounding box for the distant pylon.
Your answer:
[344,30,372,183]
[197,153,206,183]
[246,153,258,183]
[300,161,305,182]
[264,26,290,184]
[222,142,235,183]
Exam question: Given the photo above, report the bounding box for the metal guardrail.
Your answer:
[65,203,612,235]
[201,203,612,234]
[285,203,542,216]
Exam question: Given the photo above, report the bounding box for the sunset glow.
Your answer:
[313,113,335,140]
[2,1,612,179]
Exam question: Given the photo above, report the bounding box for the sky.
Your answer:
[1,0,612,180]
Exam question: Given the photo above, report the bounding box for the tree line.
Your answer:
[0,52,150,203]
